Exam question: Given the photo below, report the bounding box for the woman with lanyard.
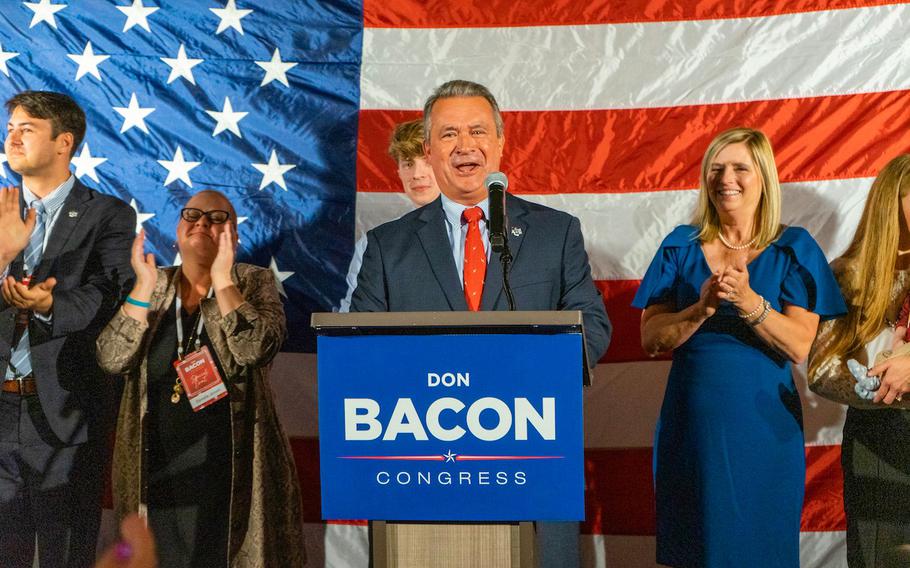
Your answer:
[97,190,305,567]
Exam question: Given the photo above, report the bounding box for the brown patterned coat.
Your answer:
[97,264,306,566]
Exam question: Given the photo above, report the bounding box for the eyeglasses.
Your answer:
[180,207,230,224]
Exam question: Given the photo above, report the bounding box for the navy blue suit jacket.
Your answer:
[351,193,611,365]
[0,180,135,445]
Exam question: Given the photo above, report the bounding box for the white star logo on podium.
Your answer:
[71,143,107,182]
[443,450,457,463]
[255,48,296,88]
[157,146,201,187]
[67,42,109,81]
[116,0,159,33]
[251,150,295,191]
[161,44,203,85]
[205,97,248,138]
[211,0,252,35]
[0,153,9,179]
[129,199,155,234]
[0,42,19,77]
[24,0,67,29]
[269,257,293,298]
[113,93,156,134]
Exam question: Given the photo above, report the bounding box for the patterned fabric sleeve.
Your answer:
[212,265,287,368]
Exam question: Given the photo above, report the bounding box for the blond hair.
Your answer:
[691,127,782,248]
[387,119,425,163]
[810,155,910,376]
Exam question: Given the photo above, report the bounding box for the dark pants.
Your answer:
[843,406,910,568]
[0,392,104,568]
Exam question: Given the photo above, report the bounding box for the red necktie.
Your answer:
[462,206,486,311]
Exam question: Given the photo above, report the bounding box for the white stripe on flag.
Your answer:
[361,4,910,111]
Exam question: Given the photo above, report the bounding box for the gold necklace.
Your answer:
[718,232,757,250]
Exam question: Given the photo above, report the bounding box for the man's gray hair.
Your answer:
[423,80,504,142]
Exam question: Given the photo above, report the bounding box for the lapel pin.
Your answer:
[511,227,522,237]
[68,211,78,218]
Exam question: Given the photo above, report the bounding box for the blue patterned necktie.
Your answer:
[8,202,47,378]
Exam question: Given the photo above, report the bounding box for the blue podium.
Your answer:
[312,311,591,567]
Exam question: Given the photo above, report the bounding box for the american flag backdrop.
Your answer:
[2,0,910,566]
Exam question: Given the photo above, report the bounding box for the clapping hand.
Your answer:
[0,185,36,267]
[699,270,723,318]
[210,222,236,291]
[2,275,56,315]
[717,257,759,313]
[130,230,158,294]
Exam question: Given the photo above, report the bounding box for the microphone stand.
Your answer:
[491,232,516,311]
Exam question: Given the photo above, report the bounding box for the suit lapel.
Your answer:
[34,181,91,281]
[416,200,468,311]
[481,194,528,310]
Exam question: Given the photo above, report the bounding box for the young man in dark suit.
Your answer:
[0,91,135,567]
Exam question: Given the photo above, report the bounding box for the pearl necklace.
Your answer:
[718,232,757,250]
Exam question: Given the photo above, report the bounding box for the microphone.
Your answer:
[485,172,508,253]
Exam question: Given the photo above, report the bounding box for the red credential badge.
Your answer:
[173,345,228,411]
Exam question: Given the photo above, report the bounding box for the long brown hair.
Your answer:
[810,154,910,375]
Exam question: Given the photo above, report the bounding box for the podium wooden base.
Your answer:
[370,522,537,568]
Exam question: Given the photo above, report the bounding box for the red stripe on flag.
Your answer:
[357,90,910,194]
[582,445,845,535]
[597,279,664,364]
[803,444,847,532]
[363,0,901,28]
[289,437,323,523]
[583,448,656,535]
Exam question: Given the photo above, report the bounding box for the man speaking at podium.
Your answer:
[350,79,611,367]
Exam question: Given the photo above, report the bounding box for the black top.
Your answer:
[146,296,231,507]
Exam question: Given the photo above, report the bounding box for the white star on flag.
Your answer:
[70,143,107,182]
[157,146,201,187]
[205,97,248,138]
[251,150,295,191]
[24,0,67,29]
[116,0,159,33]
[161,44,203,85]
[129,199,155,234]
[67,42,109,81]
[0,153,8,179]
[0,42,19,77]
[113,93,155,134]
[269,257,293,298]
[235,216,249,243]
[210,0,252,35]
[255,48,296,88]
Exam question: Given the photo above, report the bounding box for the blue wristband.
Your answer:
[125,296,151,309]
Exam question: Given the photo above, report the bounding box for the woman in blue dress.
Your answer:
[632,127,846,567]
